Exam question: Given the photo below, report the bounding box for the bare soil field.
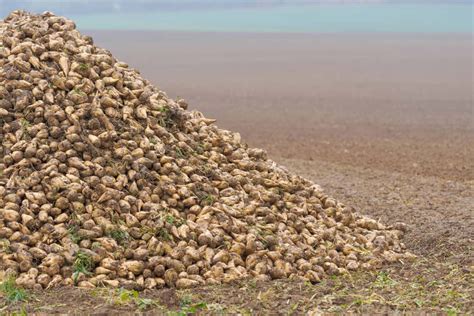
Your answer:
[1,31,473,314]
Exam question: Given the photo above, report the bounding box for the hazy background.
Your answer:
[1,0,472,14]
[1,0,472,32]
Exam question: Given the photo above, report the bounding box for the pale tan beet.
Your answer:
[0,10,414,290]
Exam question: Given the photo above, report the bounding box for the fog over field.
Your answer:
[1,0,471,16]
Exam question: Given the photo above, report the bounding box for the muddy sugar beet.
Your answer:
[0,11,414,291]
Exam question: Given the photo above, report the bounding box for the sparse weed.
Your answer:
[194,144,205,155]
[110,213,126,226]
[114,288,139,305]
[158,110,174,128]
[373,271,396,288]
[443,306,460,316]
[78,63,89,71]
[19,118,30,129]
[110,288,161,311]
[413,298,424,307]
[164,214,185,227]
[198,165,213,178]
[0,276,28,304]
[107,227,130,245]
[72,251,94,284]
[288,302,299,315]
[445,289,467,300]
[247,279,257,289]
[157,227,172,241]
[179,295,193,306]
[19,118,30,140]
[170,296,208,316]
[10,306,28,316]
[71,87,86,97]
[67,225,81,244]
[136,298,161,311]
[199,194,215,205]
[0,239,11,254]
[175,147,187,159]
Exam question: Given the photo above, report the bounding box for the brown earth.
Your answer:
[1,31,473,314]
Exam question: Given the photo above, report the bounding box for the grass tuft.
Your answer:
[78,63,89,71]
[67,225,81,244]
[136,298,161,311]
[170,295,208,316]
[72,251,94,284]
[0,239,11,254]
[0,276,28,304]
[107,228,130,245]
[105,288,162,311]
[164,214,185,227]
[199,194,215,206]
[373,271,397,288]
[157,228,172,241]
[175,147,187,159]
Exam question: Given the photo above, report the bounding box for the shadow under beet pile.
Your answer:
[0,11,414,291]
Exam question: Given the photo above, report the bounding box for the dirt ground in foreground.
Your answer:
[1,32,473,314]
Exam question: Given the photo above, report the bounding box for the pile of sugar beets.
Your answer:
[0,11,414,291]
